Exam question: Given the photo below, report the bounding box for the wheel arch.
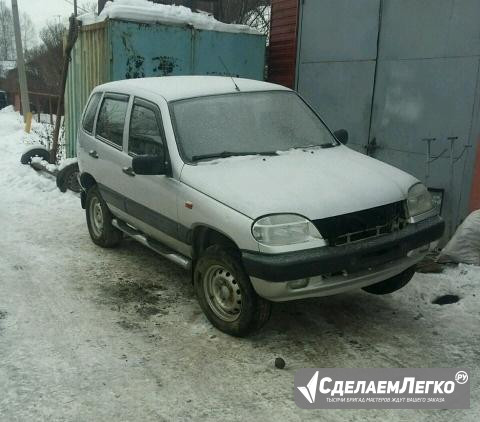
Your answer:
[192,225,239,261]
[79,172,97,209]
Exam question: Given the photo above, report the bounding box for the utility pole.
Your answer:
[11,0,30,122]
[73,0,78,17]
[50,15,78,163]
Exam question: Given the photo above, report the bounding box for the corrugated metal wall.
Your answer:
[65,22,110,158]
[108,21,265,80]
[268,0,299,88]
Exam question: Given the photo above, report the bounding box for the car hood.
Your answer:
[180,146,418,220]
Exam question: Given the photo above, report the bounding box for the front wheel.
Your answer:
[362,266,416,295]
[85,186,122,248]
[194,245,271,337]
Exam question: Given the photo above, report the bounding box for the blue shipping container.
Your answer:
[65,18,266,157]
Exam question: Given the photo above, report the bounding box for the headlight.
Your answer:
[252,214,324,246]
[407,183,434,217]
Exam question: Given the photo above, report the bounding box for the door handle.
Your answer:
[89,150,99,159]
[122,167,135,177]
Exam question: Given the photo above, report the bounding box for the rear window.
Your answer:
[82,93,102,133]
[96,95,129,148]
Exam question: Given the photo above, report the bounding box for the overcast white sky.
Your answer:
[17,0,81,34]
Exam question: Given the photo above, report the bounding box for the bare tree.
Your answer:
[0,0,14,60]
[237,3,270,35]
[214,0,270,27]
[40,21,66,52]
[150,0,271,34]
[23,21,66,93]
[80,1,98,14]
[20,12,36,53]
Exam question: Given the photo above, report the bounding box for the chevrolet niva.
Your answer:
[77,76,444,336]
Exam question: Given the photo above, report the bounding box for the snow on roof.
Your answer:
[93,75,289,102]
[78,0,262,36]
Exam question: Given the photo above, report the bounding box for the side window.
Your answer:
[96,96,129,148]
[82,92,102,133]
[128,103,164,156]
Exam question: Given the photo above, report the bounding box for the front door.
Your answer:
[119,97,186,254]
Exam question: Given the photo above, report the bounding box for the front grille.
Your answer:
[313,202,407,246]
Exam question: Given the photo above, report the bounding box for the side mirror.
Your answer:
[132,154,167,175]
[334,129,349,145]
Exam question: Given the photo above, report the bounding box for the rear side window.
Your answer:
[82,93,102,133]
[96,95,129,148]
[128,103,164,156]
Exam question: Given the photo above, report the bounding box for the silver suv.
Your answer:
[77,76,444,336]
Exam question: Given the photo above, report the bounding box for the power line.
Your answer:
[62,0,89,14]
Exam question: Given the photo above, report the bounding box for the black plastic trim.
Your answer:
[242,216,445,282]
[97,183,191,244]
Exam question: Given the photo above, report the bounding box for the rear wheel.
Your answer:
[194,245,271,337]
[85,186,122,248]
[362,266,416,295]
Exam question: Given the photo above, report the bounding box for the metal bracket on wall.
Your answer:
[365,137,380,156]
[422,137,437,183]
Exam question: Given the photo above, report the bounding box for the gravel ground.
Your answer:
[0,108,478,421]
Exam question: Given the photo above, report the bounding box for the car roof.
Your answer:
[93,76,291,102]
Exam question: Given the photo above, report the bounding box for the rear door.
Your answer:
[77,92,103,176]
[92,93,132,215]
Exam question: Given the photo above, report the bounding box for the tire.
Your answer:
[85,185,122,248]
[362,266,416,295]
[194,245,271,337]
[56,162,81,193]
[20,146,50,164]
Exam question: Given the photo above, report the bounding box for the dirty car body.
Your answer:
[77,76,444,336]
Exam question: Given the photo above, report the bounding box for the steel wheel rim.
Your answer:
[204,264,242,322]
[90,197,104,238]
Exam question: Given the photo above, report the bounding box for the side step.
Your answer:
[112,219,192,270]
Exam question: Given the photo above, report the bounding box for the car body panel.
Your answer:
[180,146,418,220]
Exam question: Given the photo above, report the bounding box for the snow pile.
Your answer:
[438,210,480,265]
[30,156,57,173]
[0,105,15,113]
[79,0,261,35]
[0,108,78,205]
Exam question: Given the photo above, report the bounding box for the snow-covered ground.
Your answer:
[0,107,478,420]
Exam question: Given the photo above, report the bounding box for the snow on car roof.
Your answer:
[79,0,262,35]
[93,76,290,102]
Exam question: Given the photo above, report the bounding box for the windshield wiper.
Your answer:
[191,151,278,162]
[294,143,338,150]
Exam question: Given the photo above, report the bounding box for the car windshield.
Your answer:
[171,91,338,162]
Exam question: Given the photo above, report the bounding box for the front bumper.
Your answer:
[242,216,444,301]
